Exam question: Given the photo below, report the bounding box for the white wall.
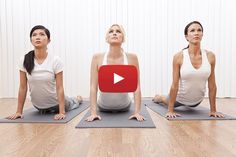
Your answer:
[0,0,236,98]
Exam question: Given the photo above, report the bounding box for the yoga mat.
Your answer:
[76,103,156,128]
[143,99,236,120]
[0,101,90,123]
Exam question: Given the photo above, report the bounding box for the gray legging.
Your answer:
[34,96,81,114]
[166,95,202,108]
[98,102,131,112]
[173,101,201,108]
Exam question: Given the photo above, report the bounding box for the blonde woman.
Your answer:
[87,24,145,122]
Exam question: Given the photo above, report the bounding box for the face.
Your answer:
[30,29,50,48]
[106,25,124,44]
[185,23,203,44]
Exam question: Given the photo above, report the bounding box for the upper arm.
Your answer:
[127,53,141,91]
[19,70,27,88]
[53,56,63,74]
[127,53,139,70]
[206,51,216,86]
[90,53,100,90]
[54,56,64,89]
[172,52,182,87]
[55,71,64,89]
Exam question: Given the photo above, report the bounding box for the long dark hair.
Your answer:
[24,25,50,74]
[183,21,203,50]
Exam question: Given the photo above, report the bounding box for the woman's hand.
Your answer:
[6,113,23,120]
[86,114,101,122]
[54,113,66,120]
[129,113,145,121]
[209,112,224,118]
[165,112,181,119]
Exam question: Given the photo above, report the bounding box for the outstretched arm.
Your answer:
[86,54,101,122]
[7,71,27,119]
[128,53,145,121]
[166,52,182,118]
[55,71,66,120]
[207,51,224,118]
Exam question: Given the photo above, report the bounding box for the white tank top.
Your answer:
[176,49,211,105]
[97,52,131,110]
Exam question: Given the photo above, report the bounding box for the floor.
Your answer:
[0,98,236,157]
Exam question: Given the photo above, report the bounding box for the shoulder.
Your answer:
[91,52,105,67]
[19,56,25,62]
[19,55,26,66]
[126,52,138,60]
[18,55,27,73]
[205,49,215,58]
[51,54,63,64]
[205,49,216,64]
[126,52,139,66]
[92,52,105,60]
[173,51,183,64]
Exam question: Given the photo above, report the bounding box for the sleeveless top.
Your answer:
[176,49,211,105]
[97,52,131,110]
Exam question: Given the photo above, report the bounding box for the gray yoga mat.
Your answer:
[143,99,236,120]
[0,101,90,123]
[76,103,156,128]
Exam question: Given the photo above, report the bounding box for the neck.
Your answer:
[34,48,47,59]
[108,45,123,58]
[188,43,201,56]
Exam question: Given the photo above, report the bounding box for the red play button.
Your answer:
[98,65,138,92]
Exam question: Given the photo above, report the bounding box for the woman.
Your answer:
[7,25,82,120]
[153,21,224,119]
[86,24,145,122]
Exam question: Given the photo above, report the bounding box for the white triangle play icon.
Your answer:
[113,73,124,84]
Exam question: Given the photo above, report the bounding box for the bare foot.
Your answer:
[152,95,163,103]
[76,95,83,104]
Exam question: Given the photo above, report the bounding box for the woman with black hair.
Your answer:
[153,21,224,119]
[7,25,82,120]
